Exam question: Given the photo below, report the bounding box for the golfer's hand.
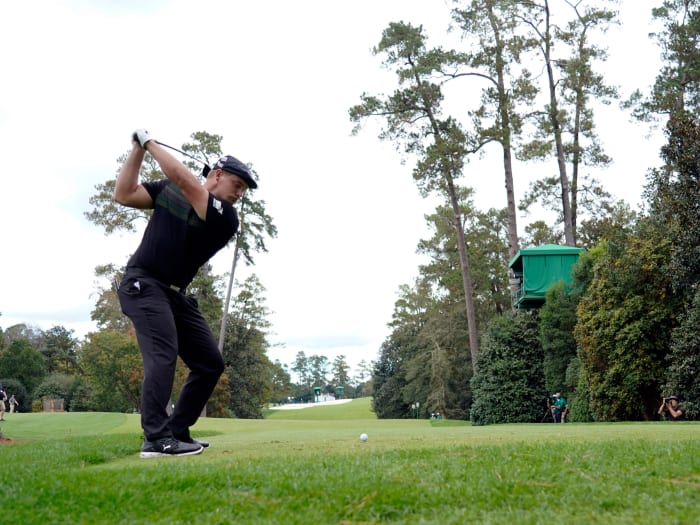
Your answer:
[132,128,154,149]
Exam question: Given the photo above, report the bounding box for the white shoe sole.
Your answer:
[139,446,204,459]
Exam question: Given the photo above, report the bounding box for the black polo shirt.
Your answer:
[127,180,239,288]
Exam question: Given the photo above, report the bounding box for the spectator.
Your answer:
[658,396,686,421]
[8,394,18,414]
[551,393,569,423]
[0,387,6,421]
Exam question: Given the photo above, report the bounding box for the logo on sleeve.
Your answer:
[213,198,223,214]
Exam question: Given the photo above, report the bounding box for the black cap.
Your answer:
[213,155,257,189]
[667,395,679,401]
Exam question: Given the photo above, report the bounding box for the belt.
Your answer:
[125,267,187,294]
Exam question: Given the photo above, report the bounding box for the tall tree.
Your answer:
[291,351,312,393]
[78,329,142,412]
[0,338,47,396]
[350,22,480,367]
[372,280,431,418]
[2,323,44,348]
[331,355,351,388]
[176,131,278,352]
[216,169,277,352]
[645,114,700,300]
[625,0,700,125]
[309,355,330,391]
[643,114,700,421]
[40,326,79,375]
[518,0,619,245]
[449,0,540,262]
[221,274,274,419]
[574,225,680,420]
[269,360,293,404]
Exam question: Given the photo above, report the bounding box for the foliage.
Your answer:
[268,360,293,404]
[647,113,700,301]
[84,153,160,234]
[372,335,413,419]
[663,288,700,419]
[448,0,540,259]
[565,355,593,422]
[516,0,620,246]
[2,323,44,348]
[330,355,351,388]
[91,263,133,332]
[68,377,92,412]
[221,275,274,418]
[0,338,46,395]
[33,374,79,409]
[576,199,637,248]
[78,329,142,412]
[574,226,680,421]
[625,0,700,123]
[350,20,481,366]
[206,373,232,418]
[291,351,313,394]
[470,311,545,425]
[539,282,579,395]
[189,263,226,333]
[40,326,79,375]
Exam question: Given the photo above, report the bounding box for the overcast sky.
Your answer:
[0,0,665,374]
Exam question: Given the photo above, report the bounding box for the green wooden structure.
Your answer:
[508,244,585,309]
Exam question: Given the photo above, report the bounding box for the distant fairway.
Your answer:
[1,399,698,524]
[265,397,376,420]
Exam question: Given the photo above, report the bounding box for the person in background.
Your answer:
[658,396,686,421]
[8,394,18,414]
[551,392,569,423]
[0,386,7,421]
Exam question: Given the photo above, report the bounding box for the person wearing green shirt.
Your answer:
[551,393,568,423]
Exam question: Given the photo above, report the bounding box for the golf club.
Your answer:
[155,140,211,177]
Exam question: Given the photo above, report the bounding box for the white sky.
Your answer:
[0,0,665,374]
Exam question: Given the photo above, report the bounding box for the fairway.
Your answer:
[1,398,699,524]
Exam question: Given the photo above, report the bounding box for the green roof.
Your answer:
[508,244,585,268]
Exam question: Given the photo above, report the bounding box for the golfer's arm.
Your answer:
[114,146,152,208]
[145,142,209,219]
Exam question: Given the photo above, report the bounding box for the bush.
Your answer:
[662,289,700,420]
[34,374,79,410]
[470,312,545,425]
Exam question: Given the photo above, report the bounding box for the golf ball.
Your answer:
[360,433,368,442]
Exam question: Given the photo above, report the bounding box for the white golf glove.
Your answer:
[132,128,154,149]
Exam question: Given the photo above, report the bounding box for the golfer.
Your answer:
[114,129,257,458]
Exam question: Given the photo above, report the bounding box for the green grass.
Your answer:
[1,399,699,524]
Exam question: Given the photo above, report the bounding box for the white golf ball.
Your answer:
[360,433,368,442]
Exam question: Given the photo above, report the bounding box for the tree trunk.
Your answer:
[446,176,480,371]
[218,233,240,353]
[543,0,575,246]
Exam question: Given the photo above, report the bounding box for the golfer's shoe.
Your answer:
[174,434,210,448]
[140,437,204,458]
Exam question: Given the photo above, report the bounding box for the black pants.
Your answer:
[118,269,224,441]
